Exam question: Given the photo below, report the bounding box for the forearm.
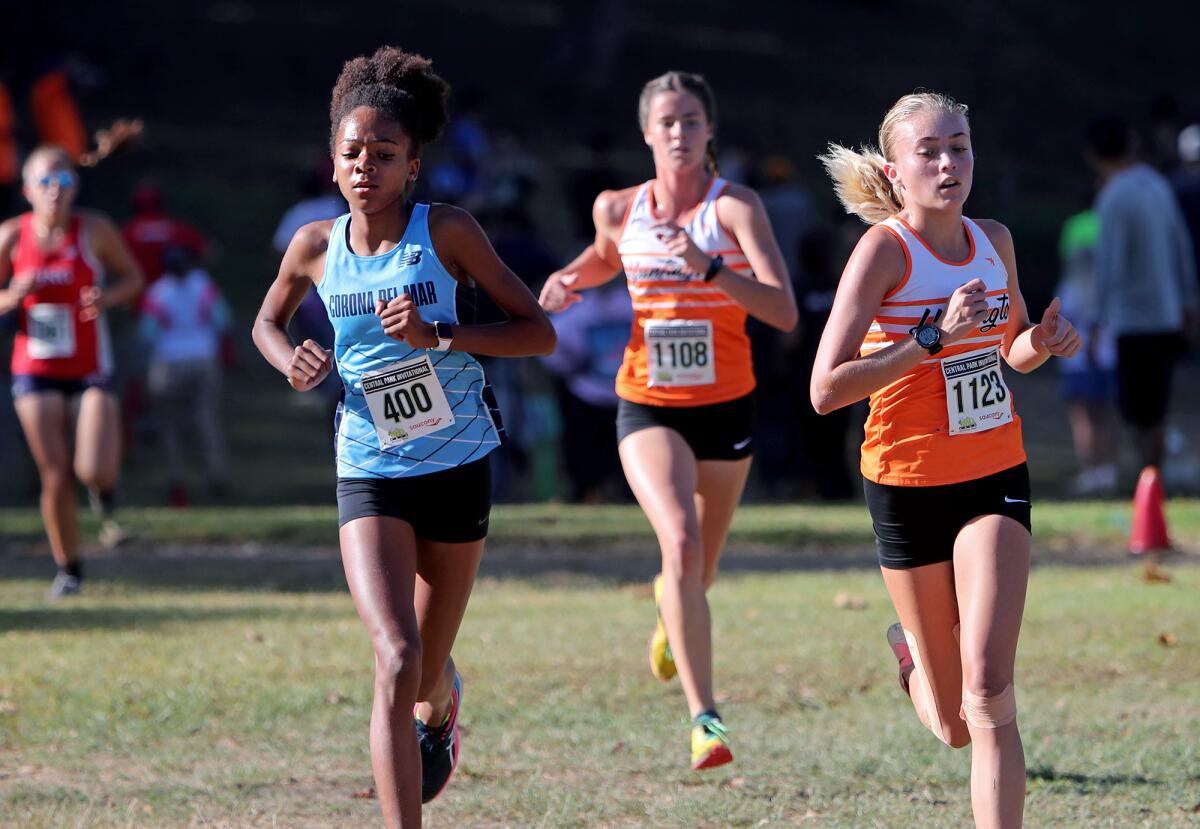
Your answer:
[445,318,556,358]
[101,268,144,309]
[1004,324,1051,373]
[812,338,927,414]
[559,244,622,290]
[710,267,797,331]
[252,316,299,376]
[0,289,21,315]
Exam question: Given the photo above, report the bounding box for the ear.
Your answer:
[408,157,421,182]
[643,129,654,149]
[883,162,903,191]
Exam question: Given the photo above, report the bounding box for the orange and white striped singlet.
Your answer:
[859,216,1026,486]
[615,177,755,407]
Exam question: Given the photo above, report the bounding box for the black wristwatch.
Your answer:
[703,254,724,282]
[433,321,454,352]
[910,309,943,356]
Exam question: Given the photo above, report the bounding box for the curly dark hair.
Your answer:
[329,46,450,155]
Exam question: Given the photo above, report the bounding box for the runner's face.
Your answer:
[643,91,713,174]
[886,111,973,213]
[23,157,78,220]
[334,107,419,214]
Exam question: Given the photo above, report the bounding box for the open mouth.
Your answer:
[938,179,961,192]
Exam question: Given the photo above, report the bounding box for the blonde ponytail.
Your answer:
[818,143,902,225]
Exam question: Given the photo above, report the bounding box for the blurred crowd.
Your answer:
[3,75,1200,508]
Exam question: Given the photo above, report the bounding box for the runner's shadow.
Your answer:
[1026,766,1162,789]
[0,604,344,633]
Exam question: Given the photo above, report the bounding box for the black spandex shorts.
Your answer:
[1116,332,1184,428]
[12,373,111,399]
[615,393,754,460]
[863,462,1032,570]
[336,455,492,542]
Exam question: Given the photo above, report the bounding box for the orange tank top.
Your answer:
[859,216,1026,486]
[615,177,755,407]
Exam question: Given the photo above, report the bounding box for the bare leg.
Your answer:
[694,457,752,589]
[14,393,77,568]
[880,562,971,749]
[74,388,121,491]
[413,537,486,724]
[619,427,713,717]
[341,517,423,828]
[954,515,1030,829]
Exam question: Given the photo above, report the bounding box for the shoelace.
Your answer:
[693,715,727,740]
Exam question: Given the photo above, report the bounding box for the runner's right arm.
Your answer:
[253,220,334,392]
[539,189,631,312]
[0,218,31,315]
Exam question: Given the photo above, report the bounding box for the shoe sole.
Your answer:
[647,632,677,682]
[423,673,462,804]
[692,743,734,770]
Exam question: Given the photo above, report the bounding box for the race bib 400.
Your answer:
[362,355,455,447]
[942,346,1013,436]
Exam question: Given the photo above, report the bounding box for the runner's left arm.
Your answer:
[377,205,556,357]
[85,214,145,316]
[982,220,1081,372]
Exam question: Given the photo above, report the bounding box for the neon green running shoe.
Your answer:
[691,711,733,770]
[648,574,676,681]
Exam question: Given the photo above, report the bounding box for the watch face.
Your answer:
[916,326,939,348]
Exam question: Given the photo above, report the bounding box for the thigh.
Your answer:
[14,392,71,475]
[694,457,752,574]
[414,537,486,677]
[953,515,1031,689]
[618,426,700,541]
[340,516,421,649]
[74,388,121,478]
[881,561,965,718]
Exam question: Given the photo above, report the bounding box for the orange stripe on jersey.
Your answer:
[878,224,913,299]
[896,216,975,266]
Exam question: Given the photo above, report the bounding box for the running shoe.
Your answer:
[47,572,82,600]
[648,574,676,682]
[98,519,126,550]
[886,622,914,695]
[415,672,462,804]
[691,711,733,770]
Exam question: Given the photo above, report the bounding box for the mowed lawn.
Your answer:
[2,512,1199,828]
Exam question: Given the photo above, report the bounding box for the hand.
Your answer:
[936,278,990,345]
[78,285,105,321]
[655,222,710,274]
[287,339,333,391]
[376,294,436,347]
[538,271,582,313]
[7,275,35,302]
[1033,296,1082,358]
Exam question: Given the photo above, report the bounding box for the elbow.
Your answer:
[777,307,799,333]
[532,317,557,356]
[809,377,835,415]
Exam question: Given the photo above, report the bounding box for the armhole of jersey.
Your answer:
[78,214,105,284]
[422,203,466,290]
[617,186,641,237]
[316,216,342,295]
[712,180,739,248]
[878,224,913,299]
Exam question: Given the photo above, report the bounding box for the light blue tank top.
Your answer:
[318,204,502,479]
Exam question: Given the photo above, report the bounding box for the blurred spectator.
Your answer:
[139,246,231,506]
[122,182,209,304]
[427,87,491,206]
[1148,94,1182,173]
[1055,206,1118,496]
[541,277,631,502]
[757,155,816,283]
[1087,116,1197,475]
[1170,124,1200,276]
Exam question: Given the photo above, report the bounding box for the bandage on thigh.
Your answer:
[960,683,1017,728]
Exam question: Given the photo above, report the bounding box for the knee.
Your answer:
[40,466,73,495]
[375,639,423,700]
[659,532,704,583]
[960,683,1017,730]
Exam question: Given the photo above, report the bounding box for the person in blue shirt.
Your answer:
[253,46,555,827]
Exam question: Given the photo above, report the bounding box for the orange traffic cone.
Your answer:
[1129,466,1171,555]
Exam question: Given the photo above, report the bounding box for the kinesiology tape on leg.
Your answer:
[960,684,1017,728]
[904,629,952,746]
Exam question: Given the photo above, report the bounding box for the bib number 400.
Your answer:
[382,382,434,422]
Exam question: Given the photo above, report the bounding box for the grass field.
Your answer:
[2,505,1199,827]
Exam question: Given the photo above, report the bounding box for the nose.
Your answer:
[353,151,375,173]
[939,152,957,172]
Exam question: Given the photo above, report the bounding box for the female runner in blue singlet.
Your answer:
[253,47,555,828]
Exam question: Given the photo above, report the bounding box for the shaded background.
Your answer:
[2,0,1197,506]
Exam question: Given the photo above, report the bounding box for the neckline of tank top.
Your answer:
[341,202,422,261]
[646,177,722,226]
[894,215,976,267]
[25,212,79,255]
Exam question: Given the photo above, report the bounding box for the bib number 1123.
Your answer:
[942,346,1013,436]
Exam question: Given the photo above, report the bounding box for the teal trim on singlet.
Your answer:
[318,204,501,479]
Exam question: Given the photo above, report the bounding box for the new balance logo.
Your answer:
[397,250,423,267]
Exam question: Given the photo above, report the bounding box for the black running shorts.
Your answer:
[615,393,755,461]
[336,455,492,542]
[863,462,1032,570]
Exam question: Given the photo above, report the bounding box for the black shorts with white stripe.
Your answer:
[615,393,755,461]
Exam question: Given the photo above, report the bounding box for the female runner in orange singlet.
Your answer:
[540,71,796,770]
[811,92,1080,828]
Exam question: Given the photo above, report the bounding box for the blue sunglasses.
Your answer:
[35,170,79,189]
